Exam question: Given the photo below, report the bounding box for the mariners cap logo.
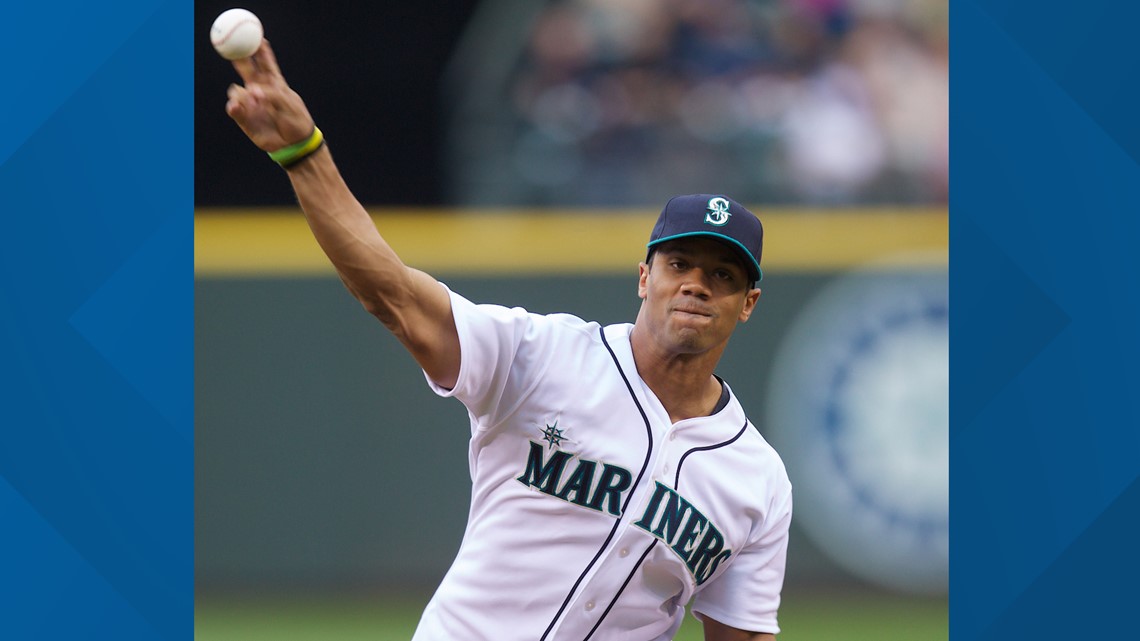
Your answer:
[647,193,763,282]
[704,197,731,226]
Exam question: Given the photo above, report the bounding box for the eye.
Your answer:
[714,269,734,281]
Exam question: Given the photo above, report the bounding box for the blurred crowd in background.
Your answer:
[446,0,947,206]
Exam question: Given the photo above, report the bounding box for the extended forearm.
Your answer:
[222,39,458,385]
[283,143,458,385]
[284,144,412,320]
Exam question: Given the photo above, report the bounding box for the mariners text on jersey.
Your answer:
[517,441,732,586]
[517,440,633,516]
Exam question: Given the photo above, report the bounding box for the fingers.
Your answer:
[231,39,282,85]
[225,83,263,119]
[231,54,257,84]
[225,83,245,117]
[253,39,283,77]
[222,40,312,147]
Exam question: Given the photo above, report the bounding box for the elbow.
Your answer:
[360,295,405,334]
[349,269,413,331]
[357,295,387,320]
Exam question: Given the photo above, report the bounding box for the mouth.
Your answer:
[671,306,713,319]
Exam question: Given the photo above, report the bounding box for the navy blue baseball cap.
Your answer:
[646,194,764,283]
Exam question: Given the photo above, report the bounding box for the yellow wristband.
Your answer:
[268,127,324,168]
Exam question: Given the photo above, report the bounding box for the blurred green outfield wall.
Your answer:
[195,209,947,594]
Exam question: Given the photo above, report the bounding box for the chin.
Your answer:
[667,327,708,352]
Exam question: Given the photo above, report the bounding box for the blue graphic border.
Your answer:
[0,1,193,639]
[954,1,1139,639]
[3,0,1137,639]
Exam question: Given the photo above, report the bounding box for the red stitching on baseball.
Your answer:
[212,18,258,47]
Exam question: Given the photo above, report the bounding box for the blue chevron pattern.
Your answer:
[0,2,192,639]
[955,0,1140,639]
[2,0,1138,638]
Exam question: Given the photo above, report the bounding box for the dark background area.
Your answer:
[196,1,481,206]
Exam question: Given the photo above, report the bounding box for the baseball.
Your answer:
[210,8,263,60]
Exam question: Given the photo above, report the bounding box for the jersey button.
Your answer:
[585,600,596,611]
[619,548,630,558]
[669,432,677,441]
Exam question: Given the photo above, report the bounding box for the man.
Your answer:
[223,39,791,641]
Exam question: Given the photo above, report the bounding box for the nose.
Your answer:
[681,269,713,299]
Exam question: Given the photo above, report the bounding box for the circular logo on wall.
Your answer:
[765,267,948,594]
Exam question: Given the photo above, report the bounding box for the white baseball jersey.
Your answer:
[413,287,792,641]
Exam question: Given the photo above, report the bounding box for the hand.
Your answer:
[225,39,315,152]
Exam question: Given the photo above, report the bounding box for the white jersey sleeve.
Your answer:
[691,481,793,634]
[423,285,590,432]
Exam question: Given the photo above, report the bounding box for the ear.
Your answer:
[738,287,761,322]
[637,262,650,300]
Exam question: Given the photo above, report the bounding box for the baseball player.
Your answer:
[223,40,792,641]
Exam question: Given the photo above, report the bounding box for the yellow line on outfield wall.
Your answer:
[195,207,947,277]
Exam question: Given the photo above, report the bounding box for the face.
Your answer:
[637,237,761,356]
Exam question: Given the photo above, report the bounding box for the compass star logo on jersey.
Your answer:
[704,197,732,226]
[539,421,571,449]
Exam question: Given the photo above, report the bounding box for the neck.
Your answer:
[629,324,726,424]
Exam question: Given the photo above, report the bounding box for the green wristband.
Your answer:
[268,127,324,168]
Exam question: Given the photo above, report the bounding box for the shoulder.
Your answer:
[446,285,602,340]
[719,390,793,504]
[543,311,604,335]
[519,312,608,350]
[741,426,792,495]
